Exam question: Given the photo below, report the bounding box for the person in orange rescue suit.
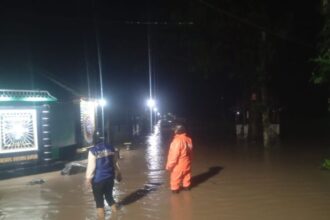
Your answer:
[165,124,193,193]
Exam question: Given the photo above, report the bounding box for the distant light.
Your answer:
[236,111,240,115]
[147,99,156,108]
[153,107,158,112]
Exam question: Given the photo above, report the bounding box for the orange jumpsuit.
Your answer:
[166,133,193,191]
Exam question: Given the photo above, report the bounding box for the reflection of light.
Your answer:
[147,99,156,108]
[146,121,164,171]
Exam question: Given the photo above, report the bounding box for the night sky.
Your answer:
[0,0,326,120]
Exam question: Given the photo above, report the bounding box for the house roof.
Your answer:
[0,89,57,102]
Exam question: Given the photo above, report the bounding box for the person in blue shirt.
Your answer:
[86,131,121,219]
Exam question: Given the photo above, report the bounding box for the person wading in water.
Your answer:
[86,131,122,219]
[166,124,193,193]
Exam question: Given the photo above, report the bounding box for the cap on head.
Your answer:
[173,124,186,134]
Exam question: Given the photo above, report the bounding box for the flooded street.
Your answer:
[1,123,330,220]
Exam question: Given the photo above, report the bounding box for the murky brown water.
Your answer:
[1,123,330,220]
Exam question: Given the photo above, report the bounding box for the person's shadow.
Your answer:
[191,166,223,188]
[118,166,223,206]
[119,182,162,206]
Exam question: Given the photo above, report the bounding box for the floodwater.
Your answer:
[1,123,330,220]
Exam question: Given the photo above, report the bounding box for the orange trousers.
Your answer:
[170,169,191,191]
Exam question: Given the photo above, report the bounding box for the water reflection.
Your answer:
[115,121,165,213]
[170,192,192,220]
[2,125,330,220]
[146,121,165,182]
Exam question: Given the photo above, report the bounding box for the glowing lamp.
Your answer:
[147,99,155,108]
[98,99,107,107]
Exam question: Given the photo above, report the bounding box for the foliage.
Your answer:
[321,158,330,170]
[312,17,330,84]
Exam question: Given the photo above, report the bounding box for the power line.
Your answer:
[124,21,194,25]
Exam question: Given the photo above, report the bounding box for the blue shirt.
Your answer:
[89,142,115,183]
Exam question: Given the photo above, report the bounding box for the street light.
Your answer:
[147,98,156,108]
[97,98,107,107]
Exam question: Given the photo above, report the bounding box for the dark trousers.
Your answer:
[92,178,115,208]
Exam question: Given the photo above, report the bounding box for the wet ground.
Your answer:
[1,123,330,220]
